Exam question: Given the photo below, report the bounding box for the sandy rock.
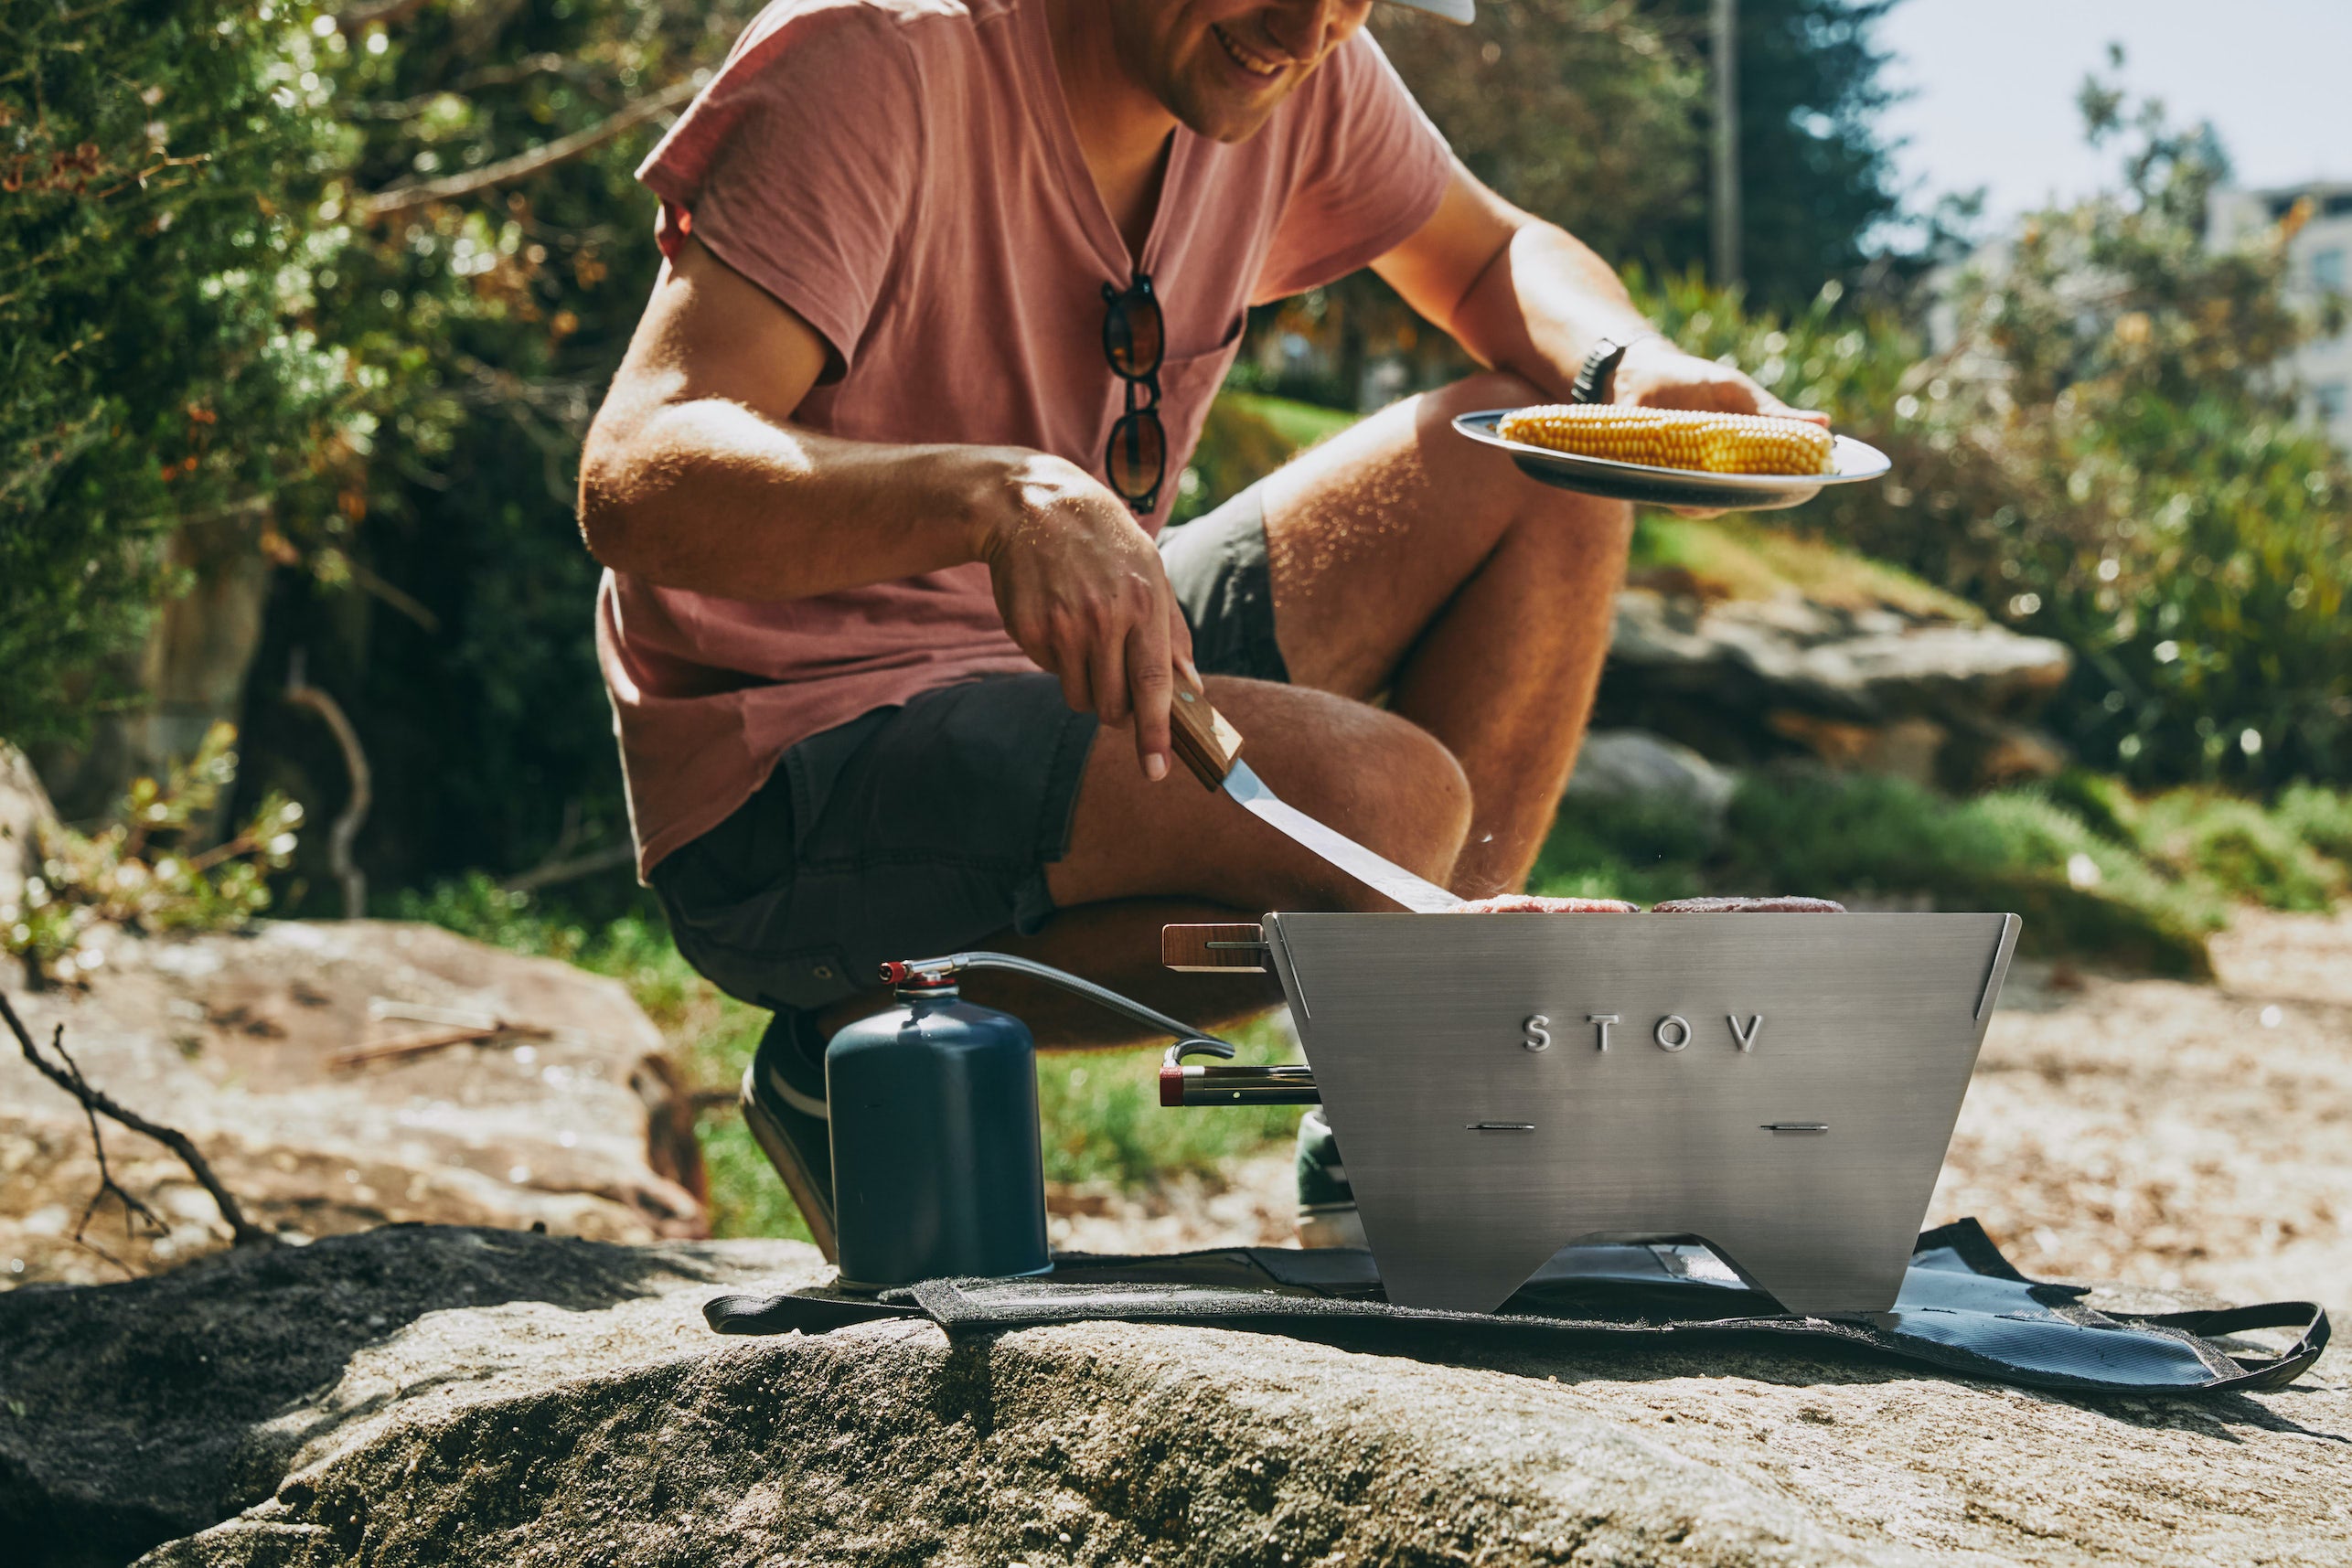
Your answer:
[1599,589,2071,787]
[1931,907,2352,1312]
[1,921,702,1288]
[0,1224,2341,1568]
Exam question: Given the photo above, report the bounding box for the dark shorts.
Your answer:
[651,486,1288,1012]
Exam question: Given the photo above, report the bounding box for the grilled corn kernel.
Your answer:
[1498,404,1835,476]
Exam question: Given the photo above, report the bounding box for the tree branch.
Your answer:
[286,650,372,920]
[499,842,635,895]
[4,989,272,1248]
[337,0,435,29]
[361,74,701,219]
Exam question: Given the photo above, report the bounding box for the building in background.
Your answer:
[2210,182,2352,449]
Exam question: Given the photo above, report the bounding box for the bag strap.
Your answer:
[703,1290,925,1336]
[2127,1300,2332,1392]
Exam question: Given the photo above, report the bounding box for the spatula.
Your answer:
[1166,683,1459,913]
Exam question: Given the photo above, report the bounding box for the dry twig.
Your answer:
[3,989,272,1248]
[328,1019,551,1071]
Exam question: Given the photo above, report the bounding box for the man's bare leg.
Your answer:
[1263,371,1634,894]
[866,675,1473,1045]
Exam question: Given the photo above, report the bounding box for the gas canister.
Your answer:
[827,965,1052,1291]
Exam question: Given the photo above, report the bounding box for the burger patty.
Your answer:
[1452,894,1641,913]
[1648,895,1847,913]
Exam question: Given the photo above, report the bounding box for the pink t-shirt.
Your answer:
[601,0,1453,875]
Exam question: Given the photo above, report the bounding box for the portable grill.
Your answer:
[883,908,2019,1317]
[1157,910,2022,1316]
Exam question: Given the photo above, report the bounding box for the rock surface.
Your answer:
[1598,588,2072,788]
[2,921,703,1287]
[1,1224,2343,1568]
[0,1228,799,1567]
[1564,729,1738,829]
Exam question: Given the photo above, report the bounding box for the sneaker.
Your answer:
[1294,1107,1365,1249]
[740,1009,839,1262]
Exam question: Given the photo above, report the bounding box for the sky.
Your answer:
[1876,0,2352,221]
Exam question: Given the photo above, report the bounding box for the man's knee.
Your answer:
[1416,373,1630,527]
[1285,707,1471,883]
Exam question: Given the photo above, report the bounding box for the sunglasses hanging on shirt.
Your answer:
[1100,272,1168,514]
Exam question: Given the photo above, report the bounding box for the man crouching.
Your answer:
[577,0,1815,1255]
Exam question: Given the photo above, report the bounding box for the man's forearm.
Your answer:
[579,399,1033,599]
[1444,219,1656,401]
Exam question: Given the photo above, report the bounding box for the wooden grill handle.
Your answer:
[1161,923,1269,973]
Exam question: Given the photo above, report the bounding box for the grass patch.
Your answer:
[1629,513,1979,620]
[2277,784,2352,866]
[2133,792,2344,912]
[1038,1019,1299,1189]
[1530,771,2352,979]
[1217,391,1358,453]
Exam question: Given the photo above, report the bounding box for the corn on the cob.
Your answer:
[1498,403,1835,476]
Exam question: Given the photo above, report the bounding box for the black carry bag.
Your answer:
[705,1220,2327,1396]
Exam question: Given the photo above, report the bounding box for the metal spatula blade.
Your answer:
[1168,688,1459,914]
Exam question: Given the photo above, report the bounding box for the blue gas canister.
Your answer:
[827,965,1052,1291]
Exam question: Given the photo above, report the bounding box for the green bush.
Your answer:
[2275,784,2352,866]
[1529,770,2225,976]
[4,723,303,983]
[1528,796,1710,908]
[2133,792,2342,912]
[1532,769,2352,978]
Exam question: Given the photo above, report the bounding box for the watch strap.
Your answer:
[1569,334,1654,404]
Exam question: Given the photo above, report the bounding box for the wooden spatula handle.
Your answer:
[1168,683,1245,789]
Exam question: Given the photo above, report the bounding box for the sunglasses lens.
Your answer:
[1105,290,1164,379]
[1107,410,1167,505]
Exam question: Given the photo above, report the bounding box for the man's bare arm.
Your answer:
[579,236,1189,780]
[1373,164,1827,424]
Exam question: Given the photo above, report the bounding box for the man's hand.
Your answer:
[978,453,1195,783]
[1611,336,1832,515]
[1611,336,1829,427]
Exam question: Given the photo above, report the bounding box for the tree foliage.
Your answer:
[1644,0,1914,304]
[1655,76,2352,788]
[225,0,759,901]
[1256,0,1910,413]
[0,0,375,745]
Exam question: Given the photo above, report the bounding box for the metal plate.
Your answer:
[1453,409,1893,510]
[1264,911,2019,1316]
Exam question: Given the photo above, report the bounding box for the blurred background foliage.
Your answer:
[5,0,2350,1218]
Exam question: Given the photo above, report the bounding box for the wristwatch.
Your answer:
[1569,334,1654,404]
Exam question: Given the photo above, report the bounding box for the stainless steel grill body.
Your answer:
[1263,912,2020,1316]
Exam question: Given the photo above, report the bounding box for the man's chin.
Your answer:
[1169,77,1290,144]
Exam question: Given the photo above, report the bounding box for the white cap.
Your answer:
[1384,0,1475,20]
